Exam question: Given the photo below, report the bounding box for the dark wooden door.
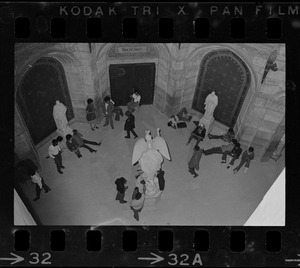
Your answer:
[109,63,155,106]
[192,50,251,127]
[16,57,74,145]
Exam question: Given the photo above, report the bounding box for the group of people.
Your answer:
[114,167,165,221]
[187,126,255,178]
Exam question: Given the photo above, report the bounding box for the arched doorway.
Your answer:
[16,57,74,145]
[192,49,251,127]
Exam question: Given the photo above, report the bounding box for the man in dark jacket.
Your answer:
[124,110,138,139]
[186,124,206,146]
[203,139,238,156]
[66,134,82,158]
[233,147,255,174]
[188,145,203,178]
[72,129,100,153]
[221,142,243,169]
[115,177,128,203]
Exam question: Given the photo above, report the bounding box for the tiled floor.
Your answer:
[18,105,285,225]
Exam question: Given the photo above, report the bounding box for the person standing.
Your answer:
[72,130,98,153]
[86,99,98,131]
[115,177,128,203]
[188,145,204,178]
[48,139,64,174]
[208,128,235,143]
[29,169,51,201]
[157,168,165,191]
[130,182,146,221]
[124,111,138,139]
[233,147,255,174]
[66,134,82,158]
[102,96,115,129]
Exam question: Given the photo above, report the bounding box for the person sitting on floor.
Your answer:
[176,107,192,122]
[221,142,243,169]
[72,129,101,153]
[127,89,141,112]
[186,124,206,146]
[208,128,235,143]
[203,139,238,156]
[66,134,82,158]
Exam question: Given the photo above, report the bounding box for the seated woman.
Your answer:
[127,89,141,112]
[208,128,235,143]
[176,107,192,122]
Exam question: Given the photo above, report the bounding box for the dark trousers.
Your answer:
[35,178,51,199]
[233,159,248,172]
[113,107,123,121]
[188,134,203,146]
[83,139,99,146]
[104,114,114,128]
[116,191,126,203]
[188,167,197,175]
[126,129,138,138]
[130,206,142,221]
[73,148,81,157]
[209,134,223,140]
[204,147,223,155]
[222,151,238,165]
[54,152,62,171]
[80,144,95,153]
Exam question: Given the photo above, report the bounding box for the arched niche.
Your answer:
[16,57,74,145]
[192,49,251,127]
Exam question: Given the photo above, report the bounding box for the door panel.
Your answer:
[109,63,155,106]
[16,57,74,145]
[192,50,251,127]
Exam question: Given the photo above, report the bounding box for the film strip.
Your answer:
[1,1,300,267]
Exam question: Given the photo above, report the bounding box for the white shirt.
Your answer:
[31,172,43,189]
[48,144,61,159]
[132,93,141,103]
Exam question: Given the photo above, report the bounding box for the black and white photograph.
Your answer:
[14,43,285,226]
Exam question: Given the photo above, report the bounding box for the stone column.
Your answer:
[271,134,285,160]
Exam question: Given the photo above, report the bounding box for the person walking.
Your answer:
[29,169,51,201]
[115,177,128,204]
[86,98,98,131]
[124,111,138,139]
[188,145,204,178]
[48,139,64,174]
[72,129,100,153]
[130,182,146,221]
[233,147,255,174]
[66,134,82,158]
[102,96,115,129]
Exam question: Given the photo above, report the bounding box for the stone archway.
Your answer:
[192,49,251,127]
[16,57,74,145]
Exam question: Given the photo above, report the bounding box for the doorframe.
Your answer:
[106,58,158,104]
[192,49,252,127]
[15,57,75,152]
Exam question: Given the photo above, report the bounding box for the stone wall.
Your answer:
[15,43,285,162]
